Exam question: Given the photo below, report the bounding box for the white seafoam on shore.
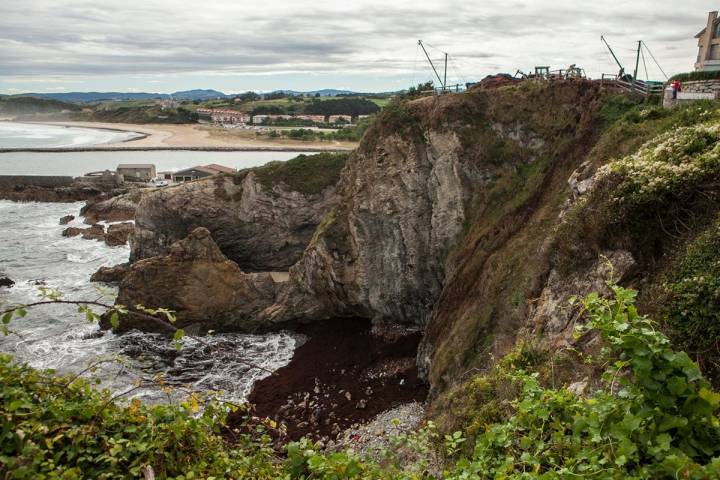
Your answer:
[0,202,298,403]
[0,121,314,176]
[0,121,144,148]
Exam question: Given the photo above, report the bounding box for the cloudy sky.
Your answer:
[0,0,715,94]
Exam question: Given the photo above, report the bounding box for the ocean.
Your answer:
[0,201,299,401]
[0,122,304,402]
[0,121,311,176]
[0,121,144,149]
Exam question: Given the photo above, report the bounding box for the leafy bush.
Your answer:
[596,120,720,219]
[670,70,720,83]
[443,284,720,478]
[665,218,720,372]
[0,354,281,479]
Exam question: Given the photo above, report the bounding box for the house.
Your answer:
[695,11,720,71]
[117,164,156,181]
[172,164,237,182]
[209,109,251,124]
[296,115,326,123]
[328,114,352,123]
[252,115,269,124]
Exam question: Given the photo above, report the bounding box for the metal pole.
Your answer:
[633,40,641,85]
[443,53,448,91]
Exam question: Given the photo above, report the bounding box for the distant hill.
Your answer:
[171,89,228,101]
[16,89,228,104]
[4,88,395,104]
[270,89,361,97]
[0,96,81,115]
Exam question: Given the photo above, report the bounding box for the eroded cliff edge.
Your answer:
[113,81,720,422]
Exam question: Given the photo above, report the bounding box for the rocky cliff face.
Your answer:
[109,227,282,333]
[131,166,340,272]
[118,82,720,408]
[285,82,610,336]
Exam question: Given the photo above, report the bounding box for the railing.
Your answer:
[599,74,664,96]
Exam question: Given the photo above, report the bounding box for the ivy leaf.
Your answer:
[173,329,185,351]
[1,312,12,325]
[110,312,120,330]
[699,387,720,408]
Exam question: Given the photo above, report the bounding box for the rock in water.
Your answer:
[62,224,106,241]
[81,190,142,224]
[109,227,281,333]
[0,276,14,288]
[61,227,82,238]
[104,222,134,247]
[90,263,130,283]
[59,215,75,225]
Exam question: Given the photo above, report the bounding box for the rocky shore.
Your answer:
[62,222,134,247]
[237,318,427,441]
[0,275,13,288]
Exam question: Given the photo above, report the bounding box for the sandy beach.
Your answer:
[32,121,358,151]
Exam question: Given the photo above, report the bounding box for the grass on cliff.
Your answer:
[556,101,720,268]
[241,152,348,196]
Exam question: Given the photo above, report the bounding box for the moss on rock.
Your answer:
[241,152,348,196]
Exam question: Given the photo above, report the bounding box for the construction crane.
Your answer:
[418,40,448,92]
[600,35,627,79]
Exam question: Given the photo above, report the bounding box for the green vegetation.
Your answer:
[197,95,384,118]
[0,354,280,479]
[441,284,720,478]
[303,98,380,117]
[260,116,375,143]
[401,81,435,100]
[88,106,199,124]
[670,70,720,83]
[665,217,720,375]
[557,101,720,267]
[5,285,720,478]
[593,118,720,231]
[242,152,348,196]
[0,96,81,115]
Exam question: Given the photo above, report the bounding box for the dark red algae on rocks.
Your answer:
[236,318,428,442]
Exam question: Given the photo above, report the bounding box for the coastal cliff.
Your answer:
[130,153,344,271]
[112,81,720,420]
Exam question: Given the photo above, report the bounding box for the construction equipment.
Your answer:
[418,40,451,92]
[601,35,627,79]
[600,35,667,96]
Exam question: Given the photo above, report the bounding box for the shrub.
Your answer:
[444,284,720,478]
[670,70,720,83]
[0,354,281,479]
[665,218,720,372]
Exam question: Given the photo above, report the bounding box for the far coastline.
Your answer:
[4,120,358,152]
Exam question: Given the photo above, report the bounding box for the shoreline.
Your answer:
[242,318,427,441]
[5,120,358,152]
[0,145,353,153]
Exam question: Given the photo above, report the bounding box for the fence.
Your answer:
[599,75,664,96]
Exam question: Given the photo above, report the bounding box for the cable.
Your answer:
[642,41,669,80]
[412,42,419,88]
[640,46,649,82]
[448,55,467,89]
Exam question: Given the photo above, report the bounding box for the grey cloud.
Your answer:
[0,0,711,87]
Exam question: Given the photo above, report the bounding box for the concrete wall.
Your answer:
[663,79,720,107]
[0,176,74,188]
